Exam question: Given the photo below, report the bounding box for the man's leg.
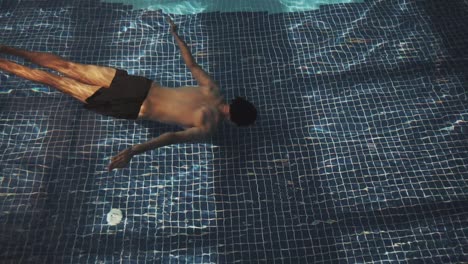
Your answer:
[0,45,116,88]
[0,58,101,103]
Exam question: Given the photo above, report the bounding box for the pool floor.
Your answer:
[0,0,467,263]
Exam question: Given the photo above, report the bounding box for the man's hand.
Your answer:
[166,16,177,34]
[108,148,134,171]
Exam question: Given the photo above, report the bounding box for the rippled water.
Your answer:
[102,0,363,13]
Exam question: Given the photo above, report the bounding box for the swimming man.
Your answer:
[0,17,257,171]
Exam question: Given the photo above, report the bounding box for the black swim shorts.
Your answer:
[84,69,152,120]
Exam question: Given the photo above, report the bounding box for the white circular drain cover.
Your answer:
[106,208,123,226]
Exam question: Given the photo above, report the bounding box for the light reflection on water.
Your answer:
[102,0,363,14]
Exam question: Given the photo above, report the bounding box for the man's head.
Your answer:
[228,97,257,126]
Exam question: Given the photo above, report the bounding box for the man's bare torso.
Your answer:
[138,83,224,130]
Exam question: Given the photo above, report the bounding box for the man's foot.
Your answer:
[0,45,12,54]
[0,45,15,54]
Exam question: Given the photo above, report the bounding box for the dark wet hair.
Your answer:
[229,97,257,126]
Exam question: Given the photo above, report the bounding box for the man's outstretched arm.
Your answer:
[166,17,218,88]
[108,127,210,171]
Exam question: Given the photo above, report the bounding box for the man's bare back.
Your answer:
[139,84,224,129]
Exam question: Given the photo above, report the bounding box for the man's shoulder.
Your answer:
[199,84,220,96]
[198,106,218,121]
[196,106,219,132]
